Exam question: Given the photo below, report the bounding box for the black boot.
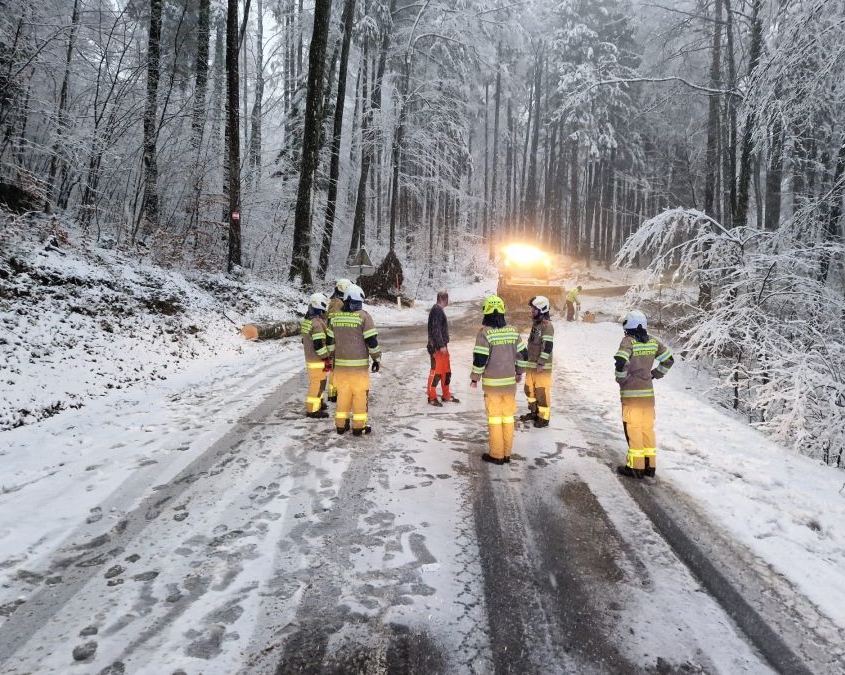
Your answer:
[428,398,443,407]
[519,411,537,422]
[643,457,656,477]
[532,417,549,428]
[320,400,328,412]
[481,453,505,465]
[336,420,350,435]
[617,465,644,479]
[352,425,372,437]
[306,410,329,419]
[328,393,337,403]
[502,455,511,464]
[441,396,460,403]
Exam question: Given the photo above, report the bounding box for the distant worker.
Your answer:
[326,278,351,402]
[565,285,582,321]
[470,295,529,465]
[520,295,554,428]
[327,284,381,436]
[614,310,674,479]
[427,290,460,406]
[300,292,331,418]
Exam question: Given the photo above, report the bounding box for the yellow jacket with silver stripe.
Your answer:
[327,310,381,370]
[614,334,674,399]
[471,325,529,392]
[526,318,554,367]
[301,315,329,364]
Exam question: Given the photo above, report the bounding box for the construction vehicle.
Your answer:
[496,243,565,312]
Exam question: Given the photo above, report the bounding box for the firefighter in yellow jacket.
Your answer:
[614,310,674,478]
[520,295,554,428]
[470,295,529,465]
[301,292,331,418]
[327,283,381,436]
[325,278,351,402]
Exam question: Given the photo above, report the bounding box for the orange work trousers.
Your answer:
[524,368,552,421]
[484,392,517,459]
[427,349,452,400]
[622,397,657,470]
[333,368,370,430]
[305,362,328,413]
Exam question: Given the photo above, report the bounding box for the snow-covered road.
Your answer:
[1,303,843,673]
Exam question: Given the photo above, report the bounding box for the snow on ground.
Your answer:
[2,245,844,669]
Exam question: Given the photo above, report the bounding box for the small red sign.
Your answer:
[232,211,240,221]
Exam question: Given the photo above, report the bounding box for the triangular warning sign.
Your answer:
[350,247,374,267]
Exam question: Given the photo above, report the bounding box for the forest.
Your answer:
[1,0,844,464]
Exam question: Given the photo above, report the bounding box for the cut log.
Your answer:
[241,320,300,340]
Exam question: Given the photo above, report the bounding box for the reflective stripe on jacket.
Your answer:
[471,326,529,392]
[614,335,674,399]
[526,318,554,368]
[327,310,380,370]
[301,315,329,363]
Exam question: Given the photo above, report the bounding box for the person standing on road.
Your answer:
[520,295,554,428]
[327,284,381,436]
[614,310,674,479]
[565,285,582,321]
[300,292,332,418]
[470,295,529,465]
[427,290,460,406]
[325,278,351,402]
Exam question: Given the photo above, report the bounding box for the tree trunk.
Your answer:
[568,139,579,255]
[765,117,783,230]
[734,0,762,227]
[483,81,489,243]
[704,0,723,217]
[46,0,81,211]
[187,0,211,238]
[318,0,357,278]
[388,56,410,253]
[227,0,242,272]
[723,0,738,223]
[289,0,333,284]
[248,0,264,189]
[138,0,163,242]
[491,59,501,244]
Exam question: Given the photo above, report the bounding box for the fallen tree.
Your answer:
[241,320,300,340]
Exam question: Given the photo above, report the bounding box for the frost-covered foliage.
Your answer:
[617,208,845,466]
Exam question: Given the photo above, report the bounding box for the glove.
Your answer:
[323,359,333,372]
[371,360,380,373]
[470,380,478,390]
[650,368,661,380]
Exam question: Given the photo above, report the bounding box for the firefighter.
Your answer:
[565,285,582,321]
[327,283,381,436]
[427,290,460,406]
[325,278,351,402]
[614,310,674,478]
[520,295,554,428]
[301,292,331,418]
[470,295,529,465]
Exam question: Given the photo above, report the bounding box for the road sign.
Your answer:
[349,247,375,277]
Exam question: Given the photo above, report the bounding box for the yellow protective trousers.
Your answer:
[484,392,516,459]
[621,397,657,470]
[524,369,552,421]
[305,362,328,413]
[333,368,370,430]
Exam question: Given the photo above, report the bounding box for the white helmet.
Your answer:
[309,292,329,311]
[335,278,352,295]
[622,310,647,331]
[343,284,365,302]
[529,295,550,314]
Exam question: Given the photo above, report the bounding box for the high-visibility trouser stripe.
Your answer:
[335,359,369,367]
[335,411,350,419]
[642,447,657,458]
[614,351,630,361]
[306,361,326,369]
[502,415,515,424]
[306,396,322,412]
[626,448,646,470]
[362,328,378,339]
[656,350,673,363]
[488,416,503,425]
[620,389,654,398]
[537,406,550,421]
[352,413,368,422]
[482,377,516,386]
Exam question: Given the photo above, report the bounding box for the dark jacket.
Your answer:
[427,304,449,353]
